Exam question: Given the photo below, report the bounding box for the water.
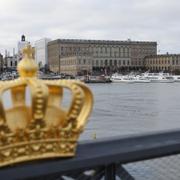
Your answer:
[81,83,180,179]
[81,83,180,140]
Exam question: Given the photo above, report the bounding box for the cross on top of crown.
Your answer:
[22,45,34,58]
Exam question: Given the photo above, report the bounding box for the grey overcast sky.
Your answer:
[0,0,180,55]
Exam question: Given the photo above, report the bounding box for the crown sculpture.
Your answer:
[0,45,93,167]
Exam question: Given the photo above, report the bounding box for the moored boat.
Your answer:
[110,74,135,83]
[143,72,175,83]
[173,75,180,82]
[134,75,151,83]
[79,75,112,83]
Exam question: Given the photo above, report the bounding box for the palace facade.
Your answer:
[144,54,180,72]
[47,39,157,75]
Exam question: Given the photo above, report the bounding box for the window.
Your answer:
[96,51,98,56]
[100,60,103,66]
[118,60,121,65]
[105,59,108,66]
[110,60,112,66]
[120,47,123,57]
[114,60,117,66]
[123,48,125,57]
[124,48,128,57]
[172,60,175,65]
[83,59,86,64]
[123,60,125,65]
[96,60,99,66]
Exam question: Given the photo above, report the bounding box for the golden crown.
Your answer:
[0,45,93,167]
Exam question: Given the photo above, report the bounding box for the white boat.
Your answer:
[111,72,176,83]
[134,75,151,83]
[111,74,135,83]
[142,72,174,83]
[173,75,180,82]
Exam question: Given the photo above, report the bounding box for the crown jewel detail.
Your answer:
[0,45,93,167]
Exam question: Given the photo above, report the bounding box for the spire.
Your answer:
[17,45,38,78]
[21,35,26,42]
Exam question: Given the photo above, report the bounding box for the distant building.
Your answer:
[4,55,18,70]
[0,53,3,72]
[144,54,180,72]
[17,35,29,60]
[47,39,157,74]
[60,55,93,76]
[35,38,51,68]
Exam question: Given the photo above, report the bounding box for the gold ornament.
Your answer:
[0,45,93,167]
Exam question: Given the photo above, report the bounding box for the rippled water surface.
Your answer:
[81,83,180,140]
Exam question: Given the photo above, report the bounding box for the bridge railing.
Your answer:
[1,129,180,179]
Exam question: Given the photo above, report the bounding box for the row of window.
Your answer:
[92,59,130,66]
[92,60,143,66]
[150,66,171,71]
[146,59,180,65]
[61,52,129,58]
[60,46,130,56]
[60,46,155,55]
[61,46,130,52]
[132,48,156,53]
[61,59,143,67]
[61,59,92,66]
[60,46,155,52]
[8,61,17,67]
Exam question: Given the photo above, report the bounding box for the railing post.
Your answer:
[104,164,116,180]
[117,165,135,180]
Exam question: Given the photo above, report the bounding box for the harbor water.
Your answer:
[81,83,180,140]
[79,83,180,180]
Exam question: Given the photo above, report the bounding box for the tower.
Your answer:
[21,34,26,41]
[17,35,29,60]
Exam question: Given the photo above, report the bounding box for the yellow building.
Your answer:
[144,54,180,72]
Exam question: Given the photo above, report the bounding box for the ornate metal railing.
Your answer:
[1,129,180,180]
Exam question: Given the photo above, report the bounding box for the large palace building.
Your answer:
[47,39,157,75]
